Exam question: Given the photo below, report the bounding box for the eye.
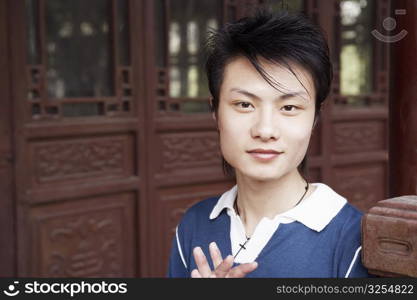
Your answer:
[234,101,254,110]
[281,105,298,112]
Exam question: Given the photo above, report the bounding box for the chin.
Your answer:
[241,169,284,182]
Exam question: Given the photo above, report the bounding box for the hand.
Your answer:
[191,242,258,278]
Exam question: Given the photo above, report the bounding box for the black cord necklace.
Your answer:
[233,178,309,259]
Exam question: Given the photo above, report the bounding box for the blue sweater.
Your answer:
[168,196,370,278]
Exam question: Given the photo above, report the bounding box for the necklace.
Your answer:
[233,178,309,259]
[293,178,310,208]
[234,179,309,218]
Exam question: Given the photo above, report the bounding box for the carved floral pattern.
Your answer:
[40,208,123,277]
[333,121,385,153]
[34,138,125,182]
[335,164,385,212]
[160,133,221,171]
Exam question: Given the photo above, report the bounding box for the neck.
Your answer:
[234,170,309,235]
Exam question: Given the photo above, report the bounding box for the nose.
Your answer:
[250,106,279,141]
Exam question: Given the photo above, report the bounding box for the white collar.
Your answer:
[209,182,347,232]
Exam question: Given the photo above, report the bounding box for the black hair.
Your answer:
[205,9,333,177]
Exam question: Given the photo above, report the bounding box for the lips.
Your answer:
[247,149,283,161]
[247,149,282,154]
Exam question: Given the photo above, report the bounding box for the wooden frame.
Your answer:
[2,0,410,278]
[0,0,16,277]
[7,0,148,277]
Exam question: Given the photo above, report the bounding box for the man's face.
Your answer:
[216,56,316,182]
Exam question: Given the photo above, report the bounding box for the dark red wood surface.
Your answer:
[390,0,417,197]
[1,0,408,278]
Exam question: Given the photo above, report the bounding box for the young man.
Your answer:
[167,10,370,278]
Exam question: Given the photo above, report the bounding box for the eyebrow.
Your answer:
[229,88,310,101]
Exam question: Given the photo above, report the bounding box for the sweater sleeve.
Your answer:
[335,211,371,278]
[167,224,190,278]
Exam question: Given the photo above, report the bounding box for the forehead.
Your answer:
[221,56,315,98]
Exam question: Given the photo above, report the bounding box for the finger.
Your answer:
[209,242,223,268]
[226,261,258,278]
[214,255,234,278]
[191,269,202,278]
[193,247,212,277]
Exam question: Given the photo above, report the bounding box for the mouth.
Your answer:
[247,149,283,161]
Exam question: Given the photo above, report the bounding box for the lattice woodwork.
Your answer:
[25,0,134,120]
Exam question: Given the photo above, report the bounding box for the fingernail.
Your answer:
[193,246,202,254]
[209,242,217,249]
[252,262,258,268]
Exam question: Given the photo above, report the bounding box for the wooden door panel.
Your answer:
[334,163,388,211]
[26,193,135,277]
[390,0,417,197]
[4,0,393,278]
[19,131,140,277]
[22,131,138,206]
[155,129,224,184]
[148,0,390,276]
[332,120,387,154]
[145,0,238,276]
[9,0,145,277]
[317,0,390,213]
[0,0,15,276]
[329,111,389,212]
[28,134,135,188]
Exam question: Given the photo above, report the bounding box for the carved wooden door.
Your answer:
[152,0,391,276]
[263,0,390,214]
[4,0,391,277]
[9,0,146,277]
[144,0,239,276]
[0,0,15,277]
[313,0,390,212]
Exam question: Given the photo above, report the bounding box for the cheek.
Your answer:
[218,118,240,151]
[282,121,313,153]
[218,130,239,168]
[217,107,244,140]
[217,113,248,164]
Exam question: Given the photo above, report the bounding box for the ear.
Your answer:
[209,97,217,122]
[209,97,220,132]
